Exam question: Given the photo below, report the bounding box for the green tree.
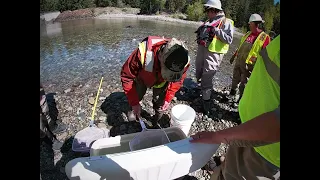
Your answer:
[186,0,205,21]
[263,7,274,33]
[123,0,141,8]
[95,0,113,7]
[40,0,60,12]
[272,2,280,34]
[58,0,95,11]
[140,0,164,14]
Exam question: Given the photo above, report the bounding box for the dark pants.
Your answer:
[40,86,57,141]
[129,80,168,121]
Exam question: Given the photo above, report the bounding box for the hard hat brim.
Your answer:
[204,4,223,10]
[248,20,265,24]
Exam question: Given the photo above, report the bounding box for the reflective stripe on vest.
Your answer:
[138,37,190,89]
[208,18,234,54]
[138,37,168,89]
[239,31,270,64]
[260,48,280,86]
[139,37,169,72]
[238,35,280,168]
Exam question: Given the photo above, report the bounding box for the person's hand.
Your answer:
[132,104,141,118]
[190,131,221,144]
[161,101,170,111]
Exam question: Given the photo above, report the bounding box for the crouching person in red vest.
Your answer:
[121,36,190,126]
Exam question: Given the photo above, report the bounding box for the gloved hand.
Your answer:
[132,104,141,118]
[161,101,170,111]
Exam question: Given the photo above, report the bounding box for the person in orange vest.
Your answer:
[229,14,271,102]
[121,36,190,126]
[191,35,280,180]
[195,0,234,114]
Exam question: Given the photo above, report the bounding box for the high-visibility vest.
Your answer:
[208,17,234,54]
[238,31,270,64]
[239,35,280,168]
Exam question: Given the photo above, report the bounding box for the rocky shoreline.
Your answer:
[40,77,241,180]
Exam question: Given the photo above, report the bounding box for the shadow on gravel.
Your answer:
[176,78,240,125]
[100,91,173,137]
[40,136,83,180]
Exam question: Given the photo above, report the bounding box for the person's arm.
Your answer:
[191,106,280,147]
[164,64,190,103]
[120,49,142,107]
[212,19,234,45]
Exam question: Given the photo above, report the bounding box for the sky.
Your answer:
[274,0,280,4]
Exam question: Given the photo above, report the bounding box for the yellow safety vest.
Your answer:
[208,18,234,54]
[238,31,270,64]
[239,35,280,168]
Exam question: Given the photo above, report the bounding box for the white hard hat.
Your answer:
[248,14,265,23]
[204,0,223,10]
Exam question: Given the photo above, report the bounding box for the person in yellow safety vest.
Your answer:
[229,14,271,102]
[195,0,234,115]
[191,35,280,180]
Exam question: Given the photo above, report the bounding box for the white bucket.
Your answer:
[170,104,196,136]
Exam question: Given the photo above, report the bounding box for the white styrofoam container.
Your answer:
[65,127,219,180]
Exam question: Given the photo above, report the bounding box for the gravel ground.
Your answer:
[40,78,241,180]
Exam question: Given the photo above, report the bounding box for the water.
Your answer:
[40,18,240,92]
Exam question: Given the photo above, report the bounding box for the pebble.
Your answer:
[64,88,71,93]
[99,116,106,121]
[89,97,95,105]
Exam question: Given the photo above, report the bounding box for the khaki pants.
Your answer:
[195,45,224,100]
[211,146,280,180]
[231,41,254,98]
[231,59,253,98]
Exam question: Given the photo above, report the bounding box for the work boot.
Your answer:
[229,89,236,96]
[202,99,211,115]
[50,122,67,134]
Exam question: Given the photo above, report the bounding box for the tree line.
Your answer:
[40,0,280,34]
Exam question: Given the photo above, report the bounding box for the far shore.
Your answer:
[40,7,244,36]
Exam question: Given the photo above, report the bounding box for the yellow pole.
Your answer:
[91,77,104,121]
